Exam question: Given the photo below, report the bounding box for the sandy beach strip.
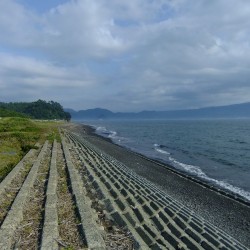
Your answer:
[66,122,250,248]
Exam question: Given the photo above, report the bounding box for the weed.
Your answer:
[0,117,64,179]
[0,162,18,182]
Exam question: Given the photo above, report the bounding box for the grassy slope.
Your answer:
[0,108,28,118]
[0,117,64,181]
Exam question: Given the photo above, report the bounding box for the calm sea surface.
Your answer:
[80,119,250,201]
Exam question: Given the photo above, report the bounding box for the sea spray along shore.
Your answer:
[86,119,250,203]
[1,119,250,249]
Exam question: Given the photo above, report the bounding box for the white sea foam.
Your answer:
[96,126,117,137]
[154,144,170,155]
[209,178,250,201]
[108,130,117,138]
[96,126,107,133]
[95,126,125,143]
[155,148,170,155]
[168,156,250,201]
[169,157,207,178]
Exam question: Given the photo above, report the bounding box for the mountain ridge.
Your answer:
[65,102,250,120]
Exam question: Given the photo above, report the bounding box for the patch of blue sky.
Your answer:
[114,4,177,27]
[154,4,177,23]
[16,0,69,13]
[0,46,48,61]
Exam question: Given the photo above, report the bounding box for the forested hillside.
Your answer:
[0,100,71,120]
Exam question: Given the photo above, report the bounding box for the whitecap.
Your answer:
[108,130,117,138]
[96,126,107,133]
[154,143,170,155]
[155,148,170,155]
[95,126,117,138]
[168,156,250,202]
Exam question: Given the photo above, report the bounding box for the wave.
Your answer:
[229,139,247,144]
[154,143,168,149]
[155,148,171,155]
[152,143,250,201]
[168,156,250,202]
[154,144,170,155]
[96,126,117,138]
[169,157,206,177]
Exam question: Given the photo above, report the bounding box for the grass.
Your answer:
[0,108,28,118]
[0,117,65,181]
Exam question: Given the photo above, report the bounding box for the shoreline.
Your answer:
[67,122,250,247]
[86,122,250,206]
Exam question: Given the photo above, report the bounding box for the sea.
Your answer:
[79,119,250,202]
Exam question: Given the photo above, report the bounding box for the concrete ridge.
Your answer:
[40,140,59,250]
[61,136,106,249]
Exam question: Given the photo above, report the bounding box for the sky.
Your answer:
[0,0,250,112]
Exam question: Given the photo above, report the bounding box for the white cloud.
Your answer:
[0,0,250,111]
[0,53,93,86]
[0,0,39,47]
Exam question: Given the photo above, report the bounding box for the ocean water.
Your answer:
[81,119,250,202]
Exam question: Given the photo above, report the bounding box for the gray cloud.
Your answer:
[0,0,250,111]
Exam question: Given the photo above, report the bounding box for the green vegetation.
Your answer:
[0,117,63,181]
[0,99,68,181]
[0,108,28,118]
[0,100,71,121]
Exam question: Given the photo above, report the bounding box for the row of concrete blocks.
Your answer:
[40,140,59,250]
[61,136,106,249]
[0,141,49,249]
[41,138,106,249]
[41,138,105,249]
[67,132,248,250]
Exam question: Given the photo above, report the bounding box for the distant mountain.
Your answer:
[77,108,113,119]
[67,102,250,120]
[64,108,76,114]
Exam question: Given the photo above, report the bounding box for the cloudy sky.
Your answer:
[0,0,250,111]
